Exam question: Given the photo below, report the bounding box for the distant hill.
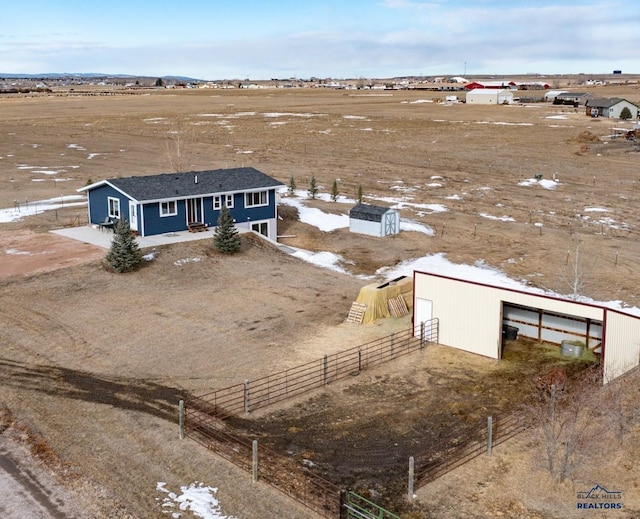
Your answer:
[0,73,206,82]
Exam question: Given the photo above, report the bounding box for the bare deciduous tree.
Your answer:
[165,117,195,173]
[525,365,634,483]
[557,231,592,300]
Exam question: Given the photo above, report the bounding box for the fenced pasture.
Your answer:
[184,326,593,517]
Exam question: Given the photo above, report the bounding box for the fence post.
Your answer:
[358,350,362,372]
[252,440,258,482]
[178,399,184,440]
[487,416,493,456]
[390,332,395,357]
[323,354,329,385]
[408,456,415,501]
[420,322,425,349]
[244,379,250,414]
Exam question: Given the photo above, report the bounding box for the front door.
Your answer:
[186,198,202,225]
[129,201,138,232]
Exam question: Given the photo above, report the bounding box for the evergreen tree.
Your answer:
[331,179,339,201]
[104,218,143,273]
[357,184,363,204]
[308,175,318,199]
[620,107,632,121]
[214,205,241,253]
[288,175,296,195]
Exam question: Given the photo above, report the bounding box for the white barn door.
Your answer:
[414,297,433,338]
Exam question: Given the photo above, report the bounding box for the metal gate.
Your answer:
[342,491,401,519]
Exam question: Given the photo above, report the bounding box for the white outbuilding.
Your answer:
[465,88,514,105]
[412,270,640,384]
[349,203,400,237]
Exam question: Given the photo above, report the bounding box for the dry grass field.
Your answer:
[1,80,640,518]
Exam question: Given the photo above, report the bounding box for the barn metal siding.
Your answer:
[414,271,640,382]
[603,310,640,382]
[413,273,503,358]
[503,304,603,348]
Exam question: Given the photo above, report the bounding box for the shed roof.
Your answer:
[349,203,394,222]
[80,167,284,202]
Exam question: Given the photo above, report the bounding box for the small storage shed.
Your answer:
[349,203,399,237]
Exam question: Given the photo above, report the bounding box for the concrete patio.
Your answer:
[51,225,218,250]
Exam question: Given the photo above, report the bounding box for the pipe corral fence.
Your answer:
[182,319,527,518]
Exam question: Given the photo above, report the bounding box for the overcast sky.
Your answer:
[2,0,638,80]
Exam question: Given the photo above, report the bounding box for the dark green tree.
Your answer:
[308,175,318,199]
[288,175,296,195]
[331,179,339,201]
[357,184,363,204]
[620,107,632,121]
[104,218,143,273]
[154,77,165,88]
[214,205,241,253]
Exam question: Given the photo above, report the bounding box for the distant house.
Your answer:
[544,90,568,102]
[585,98,640,119]
[554,92,591,106]
[349,203,399,237]
[465,88,514,105]
[78,167,284,238]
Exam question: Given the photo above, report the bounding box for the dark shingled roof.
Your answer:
[349,203,393,222]
[587,97,637,109]
[105,167,284,202]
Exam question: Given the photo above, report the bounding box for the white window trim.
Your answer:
[245,190,268,208]
[251,220,269,238]
[214,194,234,209]
[108,196,120,218]
[160,200,178,217]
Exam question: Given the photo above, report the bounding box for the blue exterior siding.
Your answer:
[142,200,189,236]
[87,184,132,224]
[86,183,280,237]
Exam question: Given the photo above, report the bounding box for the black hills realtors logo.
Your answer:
[576,484,623,510]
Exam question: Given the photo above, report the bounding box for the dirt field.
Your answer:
[1,81,640,518]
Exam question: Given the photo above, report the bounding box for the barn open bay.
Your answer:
[1,83,640,517]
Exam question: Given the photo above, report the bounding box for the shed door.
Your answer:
[384,212,396,236]
[129,201,138,232]
[414,297,433,339]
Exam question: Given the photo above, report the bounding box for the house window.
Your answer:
[214,194,234,210]
[108,197,120,219]
[251,221,269,237]
[160,200,177,217]
[245,191,268,208]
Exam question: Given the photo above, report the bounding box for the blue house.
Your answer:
[78,167,284,239]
